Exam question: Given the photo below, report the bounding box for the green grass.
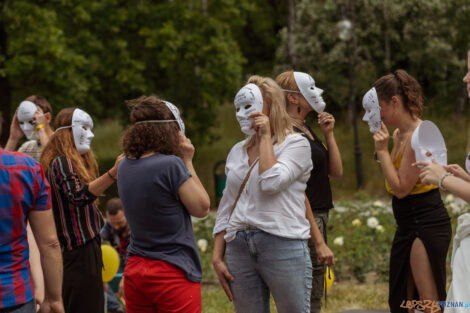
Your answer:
[201,281,389,312]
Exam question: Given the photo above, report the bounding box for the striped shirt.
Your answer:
[47,156,103,251]
[0,149,51,308]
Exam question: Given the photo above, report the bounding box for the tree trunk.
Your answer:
[382,0,391,72]
[202,0,207,17]
[0,11,11,146]
[287,0,296,68]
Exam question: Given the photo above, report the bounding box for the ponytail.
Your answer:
[374,69,424,118]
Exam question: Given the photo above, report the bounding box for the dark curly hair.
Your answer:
[374,69,424,118]
[122,96,181,159]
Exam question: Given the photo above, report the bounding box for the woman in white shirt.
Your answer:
[212,75,313,313]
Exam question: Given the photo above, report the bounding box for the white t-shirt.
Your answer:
[213,133,312,242]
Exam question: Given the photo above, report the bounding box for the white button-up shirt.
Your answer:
[213,133,313,242]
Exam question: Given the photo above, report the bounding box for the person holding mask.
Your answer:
[276,70,341,313]
[40,108,123,313]
[368,70,451,313]
[212,76,313,313]
[118,96,210,313]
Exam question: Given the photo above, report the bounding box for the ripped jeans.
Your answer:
[226,228,312,313]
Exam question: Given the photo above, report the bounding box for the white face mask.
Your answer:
[234,83,264,136]
[293,72,326,113]
[163,101,185,135]
[17,101,39,140]
[411,121,447,166]
[56,109,94,155]
[466,153,470,174]
[362,87,381,133]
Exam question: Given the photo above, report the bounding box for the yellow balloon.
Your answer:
[324,267,334,291]
[101,245,120,282]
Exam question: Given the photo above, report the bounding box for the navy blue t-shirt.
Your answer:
[117,154,202,282]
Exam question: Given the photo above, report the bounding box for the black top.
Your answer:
[294,125,333,211]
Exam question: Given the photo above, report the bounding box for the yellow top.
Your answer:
[385,134,437,196]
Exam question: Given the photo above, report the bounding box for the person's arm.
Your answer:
[27,223,45,307]
[249,112,277,173]
[177,134,210,218]
[29,210,64,313]
[374,123,419,198]
[415,160,470,203]
[317,112,343,178]
[29,163,64,313]
[212,231,234,301]
[4,110,23,151]
[52,154,123,205]
[34,111,52,148]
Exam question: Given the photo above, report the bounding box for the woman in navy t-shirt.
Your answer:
[118,96,210,313]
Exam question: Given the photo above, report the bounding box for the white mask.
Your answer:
[293,72,326,113]
[411,121,447,166]
[466,153,470,174]
[234,83,264,136]
[17,101,39,140]
[362,87,382,133]
[163,101,185,135]
[56,109,94,155]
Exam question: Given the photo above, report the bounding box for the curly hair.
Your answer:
[374,69,424,118]
[40,108,98,184]
[122,96,181,159]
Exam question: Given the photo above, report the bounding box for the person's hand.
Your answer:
[314,241,335,266]
[103,282,108,292]
[33,110,48,129]
[444,164,470,182]
[373,122,390,153]
[38,299,65,313]
[318,112,335,135]
[212,259,234,301]
[249,112,271,138]
[179,132,195,163]
[9,109,24,141]
[110,153,125,178]
[413,160,447,186]
[118,277,124,299]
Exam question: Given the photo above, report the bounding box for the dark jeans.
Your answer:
[307,211,329,313]
[62,236,104,313]
[0,301,34,313]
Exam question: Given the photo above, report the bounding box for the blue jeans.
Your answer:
[0,301,34,313]
[226,228,312,313]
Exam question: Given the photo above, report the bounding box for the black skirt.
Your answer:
[389,189,451,313]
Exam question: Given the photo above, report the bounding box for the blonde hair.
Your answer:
[40,108,98,184]
[275,70,300,108]
[244,75,293,148]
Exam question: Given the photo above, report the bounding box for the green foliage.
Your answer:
[276,0,470,114]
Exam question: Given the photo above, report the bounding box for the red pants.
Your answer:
[124,256,201,313]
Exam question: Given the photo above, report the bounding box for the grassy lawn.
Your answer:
[201,281,389,313]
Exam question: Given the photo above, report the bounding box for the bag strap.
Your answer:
[228,158,259,221]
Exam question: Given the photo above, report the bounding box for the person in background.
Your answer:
[4,95,55,308]
[276,70,341,313]
[370,70,451,313]
[100,198,129,313]
[0,117,64,313]
[40,108,123,313]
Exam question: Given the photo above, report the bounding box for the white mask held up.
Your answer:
[56,109,94,155]
[17,101,39,140]
[293,72,326,113]
[163,101,185,135]
[411,120,447,166]
[234,83,264,136]
[362,87,382,133]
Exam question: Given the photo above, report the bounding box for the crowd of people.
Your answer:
[0,48,468,313]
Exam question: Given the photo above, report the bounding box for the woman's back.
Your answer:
[118,153,202,283]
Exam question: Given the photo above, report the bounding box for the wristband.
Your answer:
[35,124,45,131]
[438,172,453,191]
[107,171,117,181]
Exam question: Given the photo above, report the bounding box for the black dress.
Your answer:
[389,189,451,313]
